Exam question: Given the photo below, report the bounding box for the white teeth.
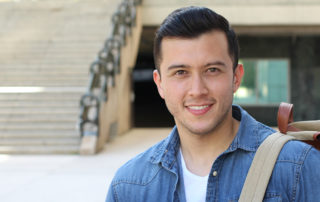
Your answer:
[188,105,209,110]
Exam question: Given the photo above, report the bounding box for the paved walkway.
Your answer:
[0,128,171,202]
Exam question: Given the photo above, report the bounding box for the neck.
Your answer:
[179,113,240,176]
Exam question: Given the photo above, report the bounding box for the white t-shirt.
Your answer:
[180,149,208,202]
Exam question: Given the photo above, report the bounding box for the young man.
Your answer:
[106,6,320,202]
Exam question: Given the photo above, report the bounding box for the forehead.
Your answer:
[159,31,232,69]
[162,30,227,48]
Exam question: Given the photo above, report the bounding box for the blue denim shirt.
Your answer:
[106,106,320,202]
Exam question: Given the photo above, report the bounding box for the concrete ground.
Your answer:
[0,128,171,202]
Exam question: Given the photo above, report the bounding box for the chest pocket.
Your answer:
[227,192,282,202]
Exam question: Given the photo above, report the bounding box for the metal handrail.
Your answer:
[79,0,142,137]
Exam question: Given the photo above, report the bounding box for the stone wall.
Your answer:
[291,37,320,121]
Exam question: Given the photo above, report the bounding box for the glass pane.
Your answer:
[234,59,288,105]
[264,60,288,103]
[234,60,256,104]
[257,60,269,104]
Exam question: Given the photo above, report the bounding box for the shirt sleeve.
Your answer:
[295,146,320,202]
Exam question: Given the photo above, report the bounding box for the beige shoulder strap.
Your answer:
[238,132,295,202]
[240,102,320,202]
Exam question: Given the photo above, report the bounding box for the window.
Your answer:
[234,59,289,105]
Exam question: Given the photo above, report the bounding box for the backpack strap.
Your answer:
[277,102,293,134]
[239,102,320,202]
[278,102,320,150]
[238,132,295,202]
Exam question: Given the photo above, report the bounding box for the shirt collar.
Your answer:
[227,105,275,153]
[149,126,180,170]
[149,105,274,166]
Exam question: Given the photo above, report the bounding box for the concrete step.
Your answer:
[0,108,78,115]
[0,122,76,130]
[0,93,83,101]
[0,107,79,112]
[0,64,89,70]
[0,59,92,65]
[0,98,81,103]
[0,145,79,154]
[0,41,105,51]
[0,59,93,65]
[0,70,89,76]
[0,0,122,154]
[0,82,81,87]
[0,71,88,76]
[0,116,76,123]
[0,34,108,42]
[0,105,79,109]
[0,73,88,78]
[0,60,93,66]
[0,130,79,138]
[0,82,87,87]
[0,75,88,81]
[0,53,97,60]
[0,51,96,58]
[0,78,88,83]
[0,41,103,48]
[0,82,88,87]
[0,137,81,146]
[0,66,89,72]
[0,103,79,108]
[0,101,79,108]
[0,43,104,50]
[0,112,77,119]
[0,51,99,59]
[1,68,89,73]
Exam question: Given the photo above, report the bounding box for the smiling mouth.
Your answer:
[188,105,210,110]
[186,104,213,115]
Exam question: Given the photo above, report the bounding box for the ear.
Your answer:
[153,69,165,99]
[233,63,244,93]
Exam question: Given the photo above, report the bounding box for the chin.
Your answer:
[187,118,226,135]
[187,126,216,136]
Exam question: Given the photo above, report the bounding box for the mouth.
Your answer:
[188,105,210,110]
[186,104,213,115]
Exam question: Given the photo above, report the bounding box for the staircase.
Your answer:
[0,0,120,154]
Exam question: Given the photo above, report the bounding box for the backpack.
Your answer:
[239,102,320,202]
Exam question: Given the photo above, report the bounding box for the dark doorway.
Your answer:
[132,49,174,127]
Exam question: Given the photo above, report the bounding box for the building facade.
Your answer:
[133,0,320,126]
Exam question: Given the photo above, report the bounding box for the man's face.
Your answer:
[153,30,243,136]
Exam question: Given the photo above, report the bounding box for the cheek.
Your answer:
[208,76,234,90]
[163,87,179,102]
[207,76,234,96]
[162,81,185,104]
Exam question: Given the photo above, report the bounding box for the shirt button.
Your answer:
[212,171,218,177]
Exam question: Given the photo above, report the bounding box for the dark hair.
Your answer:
[153,6,239,72]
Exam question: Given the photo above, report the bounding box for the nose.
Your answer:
[188,74,209,97]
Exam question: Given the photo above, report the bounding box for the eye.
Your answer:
[207,67,219,73]
[175,70,187,75]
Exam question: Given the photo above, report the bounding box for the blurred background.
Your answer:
[0,0,319,201]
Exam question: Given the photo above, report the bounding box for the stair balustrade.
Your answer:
[79,0,142,139]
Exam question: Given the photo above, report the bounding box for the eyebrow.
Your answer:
[204,61,227,68]
[167,64,190,71]
[167,61,227,71]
